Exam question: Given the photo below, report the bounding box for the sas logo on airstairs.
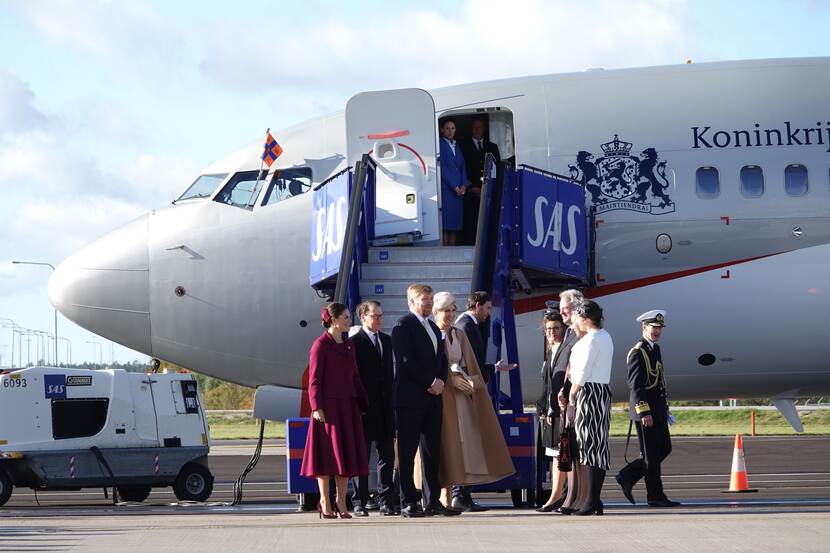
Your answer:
[568,135,675,215]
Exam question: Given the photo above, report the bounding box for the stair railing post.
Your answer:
[334,154,370,304]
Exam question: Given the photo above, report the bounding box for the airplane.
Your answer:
[47,57,830,429]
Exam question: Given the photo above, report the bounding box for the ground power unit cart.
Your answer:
[0,366,213,506]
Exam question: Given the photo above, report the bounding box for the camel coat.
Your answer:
[438,326,515,487]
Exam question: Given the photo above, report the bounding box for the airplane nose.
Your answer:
[49,214,152,354]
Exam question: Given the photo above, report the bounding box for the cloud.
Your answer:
[0,70,49,134]
[16,0,183,72]
[0,71,199,299]
[201,0,688,94]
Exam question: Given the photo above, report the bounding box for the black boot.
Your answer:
[575,467,605,516]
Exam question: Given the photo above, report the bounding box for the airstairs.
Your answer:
[360,246,475,332]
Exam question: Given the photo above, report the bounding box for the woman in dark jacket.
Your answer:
[536,311,568,512]
[300,302,369,519]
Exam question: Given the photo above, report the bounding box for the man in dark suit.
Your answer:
[350,300,397,516]
[615,310,680,508]
[392,284,459,518]
[460,118,501,245]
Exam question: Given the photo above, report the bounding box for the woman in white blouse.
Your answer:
[567,300,614,516]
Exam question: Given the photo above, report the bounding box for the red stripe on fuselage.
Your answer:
[513,252,786,315]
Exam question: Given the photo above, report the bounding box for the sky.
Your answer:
[0,0,827,366]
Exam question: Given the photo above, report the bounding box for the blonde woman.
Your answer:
[431,291,514,509]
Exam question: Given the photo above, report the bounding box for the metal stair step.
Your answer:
[368,246,475,264]
[359,279,471,299]
[361,263,473,280]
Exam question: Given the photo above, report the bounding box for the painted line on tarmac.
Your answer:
[662,472,830,480]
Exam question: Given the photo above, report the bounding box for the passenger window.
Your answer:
[262,168,313,206]
[784,164,808,196]
[740,165,764,198]
[695,167,719,199]
[52,398,109,440]
[176,174,227,202]
[214,170,266,210]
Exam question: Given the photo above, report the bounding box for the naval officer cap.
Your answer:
[636,310,666,327]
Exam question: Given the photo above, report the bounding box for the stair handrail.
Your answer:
[334,154,374,308]
[470,152,499,293]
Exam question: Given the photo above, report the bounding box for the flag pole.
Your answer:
[248,128,270,206]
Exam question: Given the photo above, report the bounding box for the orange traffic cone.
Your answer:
[722,434,757,493]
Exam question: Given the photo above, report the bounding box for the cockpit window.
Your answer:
[261,167,313,206]
[214,170,267,210]
[176,174,227,202]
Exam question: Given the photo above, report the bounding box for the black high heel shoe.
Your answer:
[574,501,604,516]
[535,497,565,513]
[556,506,575,515]
[317,502,337,519]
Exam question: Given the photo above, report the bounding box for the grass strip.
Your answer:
[206,409,830,440]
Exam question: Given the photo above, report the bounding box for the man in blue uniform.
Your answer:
[615,310,680,508]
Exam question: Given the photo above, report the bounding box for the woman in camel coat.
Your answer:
[432,292,515,492]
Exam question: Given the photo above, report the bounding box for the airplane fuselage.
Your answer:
[49,58,830,403]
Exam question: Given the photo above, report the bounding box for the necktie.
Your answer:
[373,332,382,356]
[477,139,482,152]
[422,319,437,353]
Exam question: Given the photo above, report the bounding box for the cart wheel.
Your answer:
[173,463,214,502]
[117,485,152,503]
[0,469,12,507]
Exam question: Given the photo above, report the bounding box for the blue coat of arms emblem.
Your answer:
[569,135,675,214]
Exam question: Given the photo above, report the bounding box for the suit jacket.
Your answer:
[460,138,501,189]
[307,332,368,412]
[541,329,578,416]
[627,339,669,422]
[391,313,448,409]
[455,312,493,383]
[352,328,395,439]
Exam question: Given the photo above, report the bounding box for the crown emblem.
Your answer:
[600,134,633,157]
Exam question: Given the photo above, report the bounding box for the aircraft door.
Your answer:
[346,89,438,242]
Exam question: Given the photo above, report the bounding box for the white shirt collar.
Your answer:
[363,325,379,337]
[411,310,430,324]
[443,137,456,146]
[643,336,654,348]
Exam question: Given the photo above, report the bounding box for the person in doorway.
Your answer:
[391,284,459,517]
[439,119,468,246]
[301,302,369,520]
[350,300,398,516]
[615,310,680,508]
[460,118,501,245]
[567,300,614,516]
[432,292,514,510]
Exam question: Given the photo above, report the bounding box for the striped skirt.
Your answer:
[574,382,611,470]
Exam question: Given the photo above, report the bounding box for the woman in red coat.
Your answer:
[301,302,369,519]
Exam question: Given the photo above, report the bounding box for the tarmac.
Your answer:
[1,435,829,552]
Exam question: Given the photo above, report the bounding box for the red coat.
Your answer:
[301,332,369,477]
